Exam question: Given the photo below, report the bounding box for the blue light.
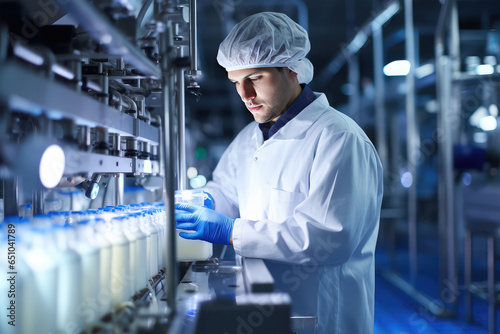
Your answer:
[401,172,413,188]
[462,172,472,186]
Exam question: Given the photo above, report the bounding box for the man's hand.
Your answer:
[175,203,234,245]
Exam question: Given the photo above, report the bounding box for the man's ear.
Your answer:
[288,69,298,79]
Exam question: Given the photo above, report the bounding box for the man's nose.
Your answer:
[239,81,256,102]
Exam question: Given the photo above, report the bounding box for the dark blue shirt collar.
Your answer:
[259,84,316,141]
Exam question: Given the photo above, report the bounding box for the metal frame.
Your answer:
[0,62,159,144]
[59,0,161,78]
[405,0,419,288]
[160,20,178,315]
[435,0,460,306]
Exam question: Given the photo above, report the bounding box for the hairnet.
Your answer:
[217,12,314,84]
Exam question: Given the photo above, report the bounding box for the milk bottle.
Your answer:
[53,224,84,333]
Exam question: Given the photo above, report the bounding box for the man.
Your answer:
[175,12,383,333]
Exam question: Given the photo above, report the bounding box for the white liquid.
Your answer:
[139,217,152,281]
[22,247,58,334]
[98,244,113,315]
[176,233,213,261]
[135,235,148,291]
[93,222,113,316]
[149,230,159,277]
[74,224,102,322]
[128,238,137,296]
[80,248,101,322]
[154,210,166,270]
[174,190,213,261]
[57,251,83,333]
[111,243,131,305]
[144,214,159,278]
[159,210,167,268]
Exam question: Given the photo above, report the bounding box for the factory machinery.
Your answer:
[0,1,294,333]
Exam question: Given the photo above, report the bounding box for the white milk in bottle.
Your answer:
[175,190,213,261]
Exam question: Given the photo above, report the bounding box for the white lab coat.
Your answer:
[204,93,383,333]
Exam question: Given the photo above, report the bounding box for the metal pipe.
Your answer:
[348,54,360,122]
[435,0,459,306]
[373,26,388,171]
[110,90,124,111]
[186,0,202,94]
[160,21,178,314]
[121,94,138,112]
[60,0,161,78]
[137,0,154,35]
[69,60,82,93]
[445,0,459,305]
[32,189,44,215]
[189,0,198,73]
[404,0,418,286]
[115,174,124,206]
[177,67,187,190]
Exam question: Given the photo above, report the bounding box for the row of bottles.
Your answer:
[0,202,167,334]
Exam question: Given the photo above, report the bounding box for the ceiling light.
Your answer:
[383,60,411,76]
[476,64,494,76]
[479,116,497,131]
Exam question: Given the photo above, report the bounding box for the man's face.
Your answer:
[227,67,298,124]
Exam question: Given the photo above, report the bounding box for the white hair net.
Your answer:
[217,12,314,84]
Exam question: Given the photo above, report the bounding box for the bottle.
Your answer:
[106,217,132,305]
[22,203,32,219]
[154,202,167,268]
[48,211,66,226]
[175,190,213,261]
[128,214,148,292]
[75,220,102,322]
[32,214,53,228]
[142,211,159,278]
[21,227,59,334]
[53,224,84,333]
[135,211,152,282]
[121,216,138,297]
[146,207,163,273]
[92,218,113,316]
[150,208,166,270]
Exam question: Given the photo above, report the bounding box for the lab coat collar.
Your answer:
[254,93,330,143]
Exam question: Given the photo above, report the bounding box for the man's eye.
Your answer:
[249,77,260,82]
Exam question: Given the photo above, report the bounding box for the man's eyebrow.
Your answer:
[228,70,264,82]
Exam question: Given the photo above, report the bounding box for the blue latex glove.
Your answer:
[203,191,215,210]
[175,203,234,245]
